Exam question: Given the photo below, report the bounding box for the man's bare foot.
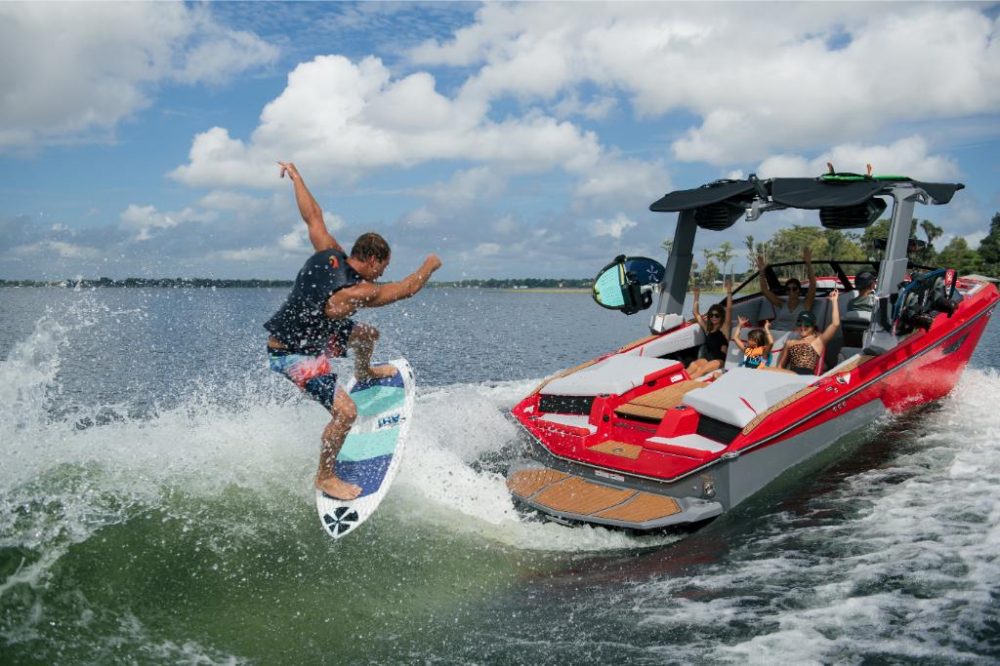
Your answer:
[357,364,397,382]
[316,474,362,500]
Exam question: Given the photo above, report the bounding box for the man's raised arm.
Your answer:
[366,255,443,307]
[278,161,342,254]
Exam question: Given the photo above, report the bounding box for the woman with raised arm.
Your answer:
[758,247,817,328]
[686,281,733,379]
[776,289,841,375]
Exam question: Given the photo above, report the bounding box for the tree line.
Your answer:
[432,278,592,289]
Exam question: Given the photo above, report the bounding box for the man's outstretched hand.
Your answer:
[423,255,443,272]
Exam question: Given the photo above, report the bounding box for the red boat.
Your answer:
[506,174,999,530]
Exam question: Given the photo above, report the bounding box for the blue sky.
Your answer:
[1,2,998,281]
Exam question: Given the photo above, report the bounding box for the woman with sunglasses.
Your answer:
[687,281,733,379]
[758,247,817,328]
[776,289,841,375]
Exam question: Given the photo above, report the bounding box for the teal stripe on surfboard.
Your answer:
[338,428,400,462]
[350,385,405,417]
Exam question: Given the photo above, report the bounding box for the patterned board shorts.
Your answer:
[267,320,355,410]
[269,350,340,410]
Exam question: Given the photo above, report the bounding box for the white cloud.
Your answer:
[278,227,311,255]
[553,92,617,121]
[120,204,204,242]
[493,214,518,236]
[13,240,100,260]
[411,4,1000,165]
[0,3,277,153]
[417,166,506,209]
[590,213,637,239]
[170,54,604,187]
[756,136,960,181]
[396,167,514,243]
[964,230,987,248]
[198,190,277,213]
[574,157,669,208]
[474,242,501,257]
[400,207,439,229]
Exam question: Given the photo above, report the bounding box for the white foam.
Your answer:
[391,380,681,552]
[635,367,1000,663]
[0,306,670,598]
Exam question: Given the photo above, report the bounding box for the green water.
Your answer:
[2,484,580,664]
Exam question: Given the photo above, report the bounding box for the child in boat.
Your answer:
[687,281,733,379]
[776,289,841,375]
[731,316,773,369]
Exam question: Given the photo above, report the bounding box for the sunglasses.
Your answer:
[707,313,722,319]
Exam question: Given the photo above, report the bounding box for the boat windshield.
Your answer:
[732,259,881,298]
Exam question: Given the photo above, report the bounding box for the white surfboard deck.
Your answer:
[315,358,415,540]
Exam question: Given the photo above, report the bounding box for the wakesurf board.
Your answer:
[315,358,415,540]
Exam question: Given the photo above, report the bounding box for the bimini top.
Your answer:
[649,174,964,231]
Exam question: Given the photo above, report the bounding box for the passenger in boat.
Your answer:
[265,162,442,500]
[776,289,841,375]
[731,316,773,368]
[687,282,733,379]
[847,271,877,316]
[758,248,817,327]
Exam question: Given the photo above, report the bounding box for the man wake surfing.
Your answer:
[265,162,441,500]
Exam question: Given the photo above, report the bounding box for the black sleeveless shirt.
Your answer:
[703,329,728,362]
[264,249,362,354]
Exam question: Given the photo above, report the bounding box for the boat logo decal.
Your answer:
[323,506,359,537]
[942,332,969,355]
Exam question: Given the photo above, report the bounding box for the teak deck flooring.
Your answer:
[507,469,681,524]
[588,439,643,459]
[614,380,705,422]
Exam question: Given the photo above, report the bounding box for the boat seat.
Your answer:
[622,322,702,358]
[541,354,684,397]
[681,368,815,428]
[841,290,873,348]
[538,413,597,434]
[837,347,864,364]
[644,433,727,459]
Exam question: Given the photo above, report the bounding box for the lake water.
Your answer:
[1,286,999,664]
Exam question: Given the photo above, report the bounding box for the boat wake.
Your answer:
[0,305,674,612]
[629,365,1000,663]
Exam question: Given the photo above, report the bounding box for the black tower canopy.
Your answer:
[649,179,758,231]
[649,176,964,231]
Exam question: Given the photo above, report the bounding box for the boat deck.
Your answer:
[614,380,705,421]
[507,468,683,527]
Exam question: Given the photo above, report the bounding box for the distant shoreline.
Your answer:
[501,287,591,293]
